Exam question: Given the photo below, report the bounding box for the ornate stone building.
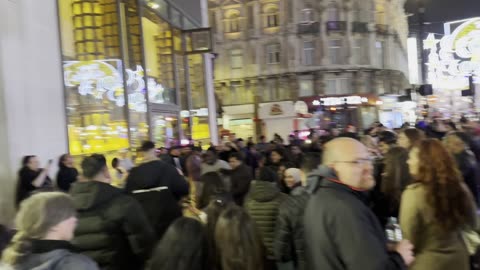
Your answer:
[209,0,410,137]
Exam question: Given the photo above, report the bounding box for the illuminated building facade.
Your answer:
[209,0,411,137]
[58,0,214,156]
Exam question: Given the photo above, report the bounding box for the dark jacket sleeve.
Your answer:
[56,254,99,270]
[334,204,406,270]
[273,199,294,262]
[121,197,156,260]
[162,163,189,199]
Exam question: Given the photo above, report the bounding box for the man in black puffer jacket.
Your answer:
[274,153,322,270]
[70,154,155,270]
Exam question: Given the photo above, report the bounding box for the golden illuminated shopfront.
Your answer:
[57,0,212,157]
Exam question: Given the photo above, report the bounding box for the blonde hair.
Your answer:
[2,192,76,265]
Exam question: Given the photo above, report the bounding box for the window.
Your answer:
[352,2,361,22]
[247,5,254,29]
[301,9,314,22]
[230,49,243,69]
[303,41,315,66]
[329,39,342,65]
[230,81,242,103]
[225,11,240,33]
[327,2,340,22]
[352,39,364,64]
[325,78,351,95]
[265,6,279,28]
[375,0,386,25]
[376,41,385,68]
[266,44,280,64]
[299,78,314,97]
[264,79,277,101]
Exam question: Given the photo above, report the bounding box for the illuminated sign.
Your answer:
[312,96,369,106]
[64,60,166,113]
[424,18,480,90]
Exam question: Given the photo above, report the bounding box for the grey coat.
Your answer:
[13,249,98,270]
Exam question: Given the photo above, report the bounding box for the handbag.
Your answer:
[461,229,480,255]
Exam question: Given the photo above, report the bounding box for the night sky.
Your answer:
[404,0,479,35]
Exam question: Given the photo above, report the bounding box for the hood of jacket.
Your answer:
[14,250,71,270]
[249,181,281,202]
[69,181,121,211]
[305,165,336,193]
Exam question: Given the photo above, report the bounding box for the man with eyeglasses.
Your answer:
[304,138,414,270]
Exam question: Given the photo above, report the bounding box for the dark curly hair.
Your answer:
[414,139,475,232]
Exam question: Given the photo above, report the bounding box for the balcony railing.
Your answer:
[326,21,347,32]
[376,24,389,35]
[352,22,368,33]
[297,22,320,35]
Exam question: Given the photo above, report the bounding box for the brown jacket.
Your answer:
[400,183,476,270]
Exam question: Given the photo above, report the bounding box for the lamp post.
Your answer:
[417,0,427,84]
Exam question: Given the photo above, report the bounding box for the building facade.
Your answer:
[209,0,410,139]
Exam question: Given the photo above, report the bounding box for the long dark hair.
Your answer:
[381,147,411,212]
[197,172,227,209]
[401,128,424,150]
[149,217,208,270]
[215,205,264,270]
[21,156,36,168]
[58,154,69,168]
[414,139,475,232]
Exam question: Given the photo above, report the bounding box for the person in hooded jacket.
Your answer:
[245,166,289,269]
[220,152,253,206]
[273,153,321,270]
[1,192,98,270]
[69,154,155,270]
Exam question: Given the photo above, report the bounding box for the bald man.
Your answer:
[304,138,414,270]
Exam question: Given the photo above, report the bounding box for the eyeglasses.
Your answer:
[335,157,373,165]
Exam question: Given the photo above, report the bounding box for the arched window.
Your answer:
[263,4,279,28]
[225,10,240,33]
[327,1,340,22]
[352,2,362,22]
[375,0,386,25]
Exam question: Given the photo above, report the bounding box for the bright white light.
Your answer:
[181,139,190,145]
[407,37,419,84]
[312,100,320,106]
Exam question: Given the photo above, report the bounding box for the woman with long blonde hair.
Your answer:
[1,192,98,270]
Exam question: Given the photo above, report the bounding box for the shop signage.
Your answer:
[180,108,209,117]
[270,104,284,116]
[259,101,295,119]
[313,96,369,106]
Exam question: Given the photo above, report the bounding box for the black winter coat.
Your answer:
[245,181,288,259]
[70,181,155,270]
[455,151,480,206]
[304,179,406,270]
[56,166,78,192]
[274,186,309,270]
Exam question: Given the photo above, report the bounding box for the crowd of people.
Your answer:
[1,117,480,270]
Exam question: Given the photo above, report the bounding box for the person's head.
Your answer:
[377,131,397,155]
[149,217,207,270]
[81,154,110,183]
[259,135,266,143]
[169,146,181,157]
[323,138,374,190]
[278,161,295,179]
[204,149,218,165]
[236,138,245,149]
[398,128,424,150]
[2,192,77,265]
[198,172,227,209]
[284,168,303,189]
[408,139,474,232]
[257,166,278,183]
[290,145,302,156]
[139,141,156,158]
[58,154,74,168]
[381,147,411,209]
[444,132,469,155]
[215,205,264,270]
[22,155,39,171]
[270,149,285,164]
[228,152,243,170]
